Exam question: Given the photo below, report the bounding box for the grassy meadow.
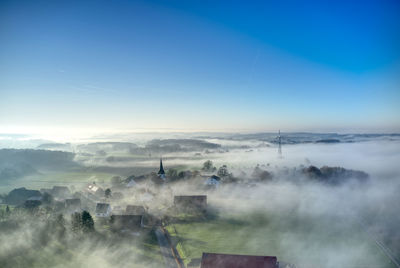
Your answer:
[0,171,117,195]
[166,207,396,268]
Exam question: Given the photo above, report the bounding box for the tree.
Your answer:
[217,165,229,177]
[71,212,82,233]
[55,214,66,239]
[178,170,187,179]
[167,168,178,180]
[81,211,95,233]
[105,188,112,198]
[202,160,216,171]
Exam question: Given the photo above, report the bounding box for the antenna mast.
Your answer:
[278,130,282,158]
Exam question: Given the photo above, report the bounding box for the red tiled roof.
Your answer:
[201,253,278,268]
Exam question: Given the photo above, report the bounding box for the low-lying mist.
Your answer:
[0,133,399,267]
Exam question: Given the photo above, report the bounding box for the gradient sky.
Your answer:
[1,0,399,134]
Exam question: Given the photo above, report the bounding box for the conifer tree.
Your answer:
[71,212,82,233]
[81,211,95,233]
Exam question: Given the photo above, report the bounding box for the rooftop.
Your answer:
[200,253,278,268]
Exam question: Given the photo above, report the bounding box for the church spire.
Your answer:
[158,157,165,175]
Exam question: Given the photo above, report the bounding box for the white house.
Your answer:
[95,203,111,217]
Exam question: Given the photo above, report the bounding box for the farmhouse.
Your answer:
[110,215,143,231]
[86,184,105,197]
[65,198,81,213]
[40,188,52,194]
[95,203,111,217]
[174,195,207,213]
[5,187,42,205]
[24,196,42,209]
[200,253,279,268]
[126,178,137,188]
[111,205,124,215]
[125,205,145,215]
[52,186,70,198]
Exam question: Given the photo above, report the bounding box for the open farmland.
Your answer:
[167,205,396,268]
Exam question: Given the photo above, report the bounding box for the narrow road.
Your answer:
[359,220,400,268]
[155,227,178,268]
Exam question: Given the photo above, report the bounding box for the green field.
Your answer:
[166,209,396,268]
[0,171,117,194]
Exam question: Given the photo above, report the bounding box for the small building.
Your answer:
[126,179,137,188]
[40,188,52,194]
[5,187,42,206]
[205,175,221,188]
[52,186,70,198]
[200,253,279,268]
[65,198,81,213]
[86,184,105,197]
[174,195,207,213]
[111,205,124,215]
[95,203,111,217]
[125,205,145,215]
[24,196,42,209]
[110,214,143,231]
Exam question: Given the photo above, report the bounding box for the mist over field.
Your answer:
[2,0,399,266]
[0,132,399,267]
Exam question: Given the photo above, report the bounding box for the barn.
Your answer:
[174,195,207,213]
[200,253,279,268]
[111,215,143,231]
[65,198,81,213]
[125,205,145,215]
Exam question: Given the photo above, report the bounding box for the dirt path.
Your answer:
[155,227,178,268]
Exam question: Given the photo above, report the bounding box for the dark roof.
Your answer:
[126,205,145,215]
[174,195,207,203]
[24,199,42,208]
[95,203,110,213]
[201,253,278,268]
[210,175,221,181]
[52,186,70,192]
[174,195,207,212]
[158,158,165,175]
[65,199,81,206]
[111,215,143,230]
[5,187,42,205]
[27,196,43,201]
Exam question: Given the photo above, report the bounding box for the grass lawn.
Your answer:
[167,209,396,268]
[0,171,117,194]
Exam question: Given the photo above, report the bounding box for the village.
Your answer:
[0,157,295,268]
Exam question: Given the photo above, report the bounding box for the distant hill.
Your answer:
[77,142,139,154]
[37,143,72,150]
[197,132,400,145]
[0,162,39,182]
[143,139,221,153]
[0,149,79,177]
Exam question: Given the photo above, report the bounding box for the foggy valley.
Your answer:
[0,133,399,267]
[1,1,399,267]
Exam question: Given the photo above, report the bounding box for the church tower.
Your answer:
[158,157,166,180]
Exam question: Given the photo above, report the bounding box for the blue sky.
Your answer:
[0,0,399,133]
